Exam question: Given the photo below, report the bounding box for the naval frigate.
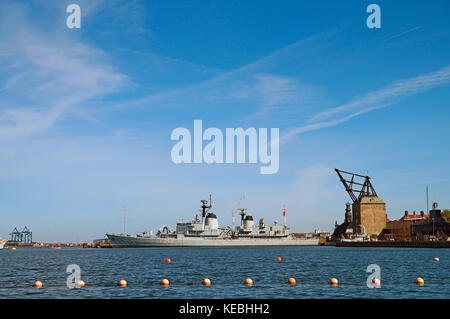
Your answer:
[106,196,319,247]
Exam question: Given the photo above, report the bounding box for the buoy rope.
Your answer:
[0,280,447,289]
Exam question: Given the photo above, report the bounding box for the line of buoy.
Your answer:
[28,276,434,289]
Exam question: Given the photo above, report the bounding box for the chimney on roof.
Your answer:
[404,210,408,217]
[420,211,424,217]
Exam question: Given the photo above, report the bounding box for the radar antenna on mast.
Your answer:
[334,168,377,203]
[200,194,213,218]
[237,208,247,226]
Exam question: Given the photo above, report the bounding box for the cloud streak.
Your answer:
[98,27,341,118]
[0,2,127,137]
[281,64,450,143]
[384,26,421,41]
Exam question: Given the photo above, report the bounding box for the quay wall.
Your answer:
[331,240,450,248]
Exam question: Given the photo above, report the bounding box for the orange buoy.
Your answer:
[434,257,439,262]
[329,278,338,286]
[202,278,211,286]
[415,277,424,286]
[288,278,296,285]
[161,278,170,286]
[34,281,43,288]
[118,279,127,287]
[372,278,381,286]
[276,257,282,262]
[165,258,172,264]
[244,278,253,286]
[77,280,85,287]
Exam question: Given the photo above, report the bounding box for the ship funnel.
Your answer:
[205,213,218,230]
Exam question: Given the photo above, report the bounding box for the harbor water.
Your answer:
[0,246,449,298]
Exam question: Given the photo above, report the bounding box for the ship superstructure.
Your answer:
[107,195,317,247]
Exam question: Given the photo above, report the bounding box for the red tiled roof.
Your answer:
[400,214,428,221]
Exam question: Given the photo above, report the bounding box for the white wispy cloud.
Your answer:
[311,65,450,122]
[281,65,450,143]
[239,74,323,125]
[0,2,127,137]
[91,27,340,126]
[384,26,421,41]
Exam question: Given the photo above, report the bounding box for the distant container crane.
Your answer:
[9,226,33,243]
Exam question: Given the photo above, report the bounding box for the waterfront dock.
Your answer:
[328,240,450,248]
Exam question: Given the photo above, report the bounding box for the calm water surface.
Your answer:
[0,246,448,298]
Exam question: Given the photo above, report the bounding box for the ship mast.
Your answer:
[200,194,212,224]
[122,206,127,234]
[234,192,245,230]
[232,210,235,230]
[238,208,247,227]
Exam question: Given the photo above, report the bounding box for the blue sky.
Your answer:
[0,0,449,242]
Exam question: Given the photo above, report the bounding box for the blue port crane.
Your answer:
[9,226,33,243]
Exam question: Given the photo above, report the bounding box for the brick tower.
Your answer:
[335,169,386,237]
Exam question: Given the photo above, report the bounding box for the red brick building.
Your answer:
[381,211,428,240]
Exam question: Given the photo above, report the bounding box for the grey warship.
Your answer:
[106,196,318,247]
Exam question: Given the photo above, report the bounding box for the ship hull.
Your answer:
[106,234,318,247]
[0,239,7,249]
